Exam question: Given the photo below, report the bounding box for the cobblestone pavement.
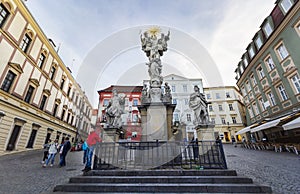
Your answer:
[0,149,84,194]
[223,143,300,194]
[0,145,299,194]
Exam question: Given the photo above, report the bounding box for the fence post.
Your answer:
[217,139,228,169]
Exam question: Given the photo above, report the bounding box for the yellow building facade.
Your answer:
[0,0,93,155]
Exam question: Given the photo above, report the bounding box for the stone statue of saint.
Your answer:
[164,82,171,96]
[105,89,125,127]
[146,58,163,87]
[189,85,209,125]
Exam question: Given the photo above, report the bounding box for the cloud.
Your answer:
[209,0,276,85]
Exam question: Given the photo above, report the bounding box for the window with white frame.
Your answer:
[249,47,255,59]
[174,113,179,121]
[276,44,289,61]
[226,92,231,98]
[133,99,138,106]
[267,92,276,106]
[277,84,288,101]
[206,93,211,99]
[210,118,215,124]
[221,117,226,124]
[255,36,263,49]
[209,105,213,112]
[38,53,46,69]
[232,117,237,124]
[49,66,56,80]
[257,66,265,79]
[291,74,300,94]
[263,22,273,38]
[103,99,109,106]
[1,70,16,92]
[229,104,234,111]
[187,114,191,122]
[265,56,275,71]
[20,34,32,53]
[246,81,251,91]
[250,74,257,85]
[280,0,293,13]
[216,93,220,99]
[253,103,259,115]
[172,98,177,104]
[24,85,35,103]
[259,98,266,111]
[183,84,187,92]
[218,104,223,111]
[0,3,10,28]
[171,85,176,92]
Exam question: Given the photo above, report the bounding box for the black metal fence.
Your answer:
[93,140,227,170]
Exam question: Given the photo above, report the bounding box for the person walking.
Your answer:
[43,139,58,167]
[59,137,71,167]
[82,128,102,172]
[82,140,89,164]
[41,139,51,164]
[232,136,237,147]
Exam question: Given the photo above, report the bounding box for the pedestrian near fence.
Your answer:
[43,139,58,167]
[59,137,71,167]
[82,128,102,172]
[41,139,51,164]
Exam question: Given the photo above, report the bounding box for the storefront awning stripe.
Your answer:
[282,117,300,131]
[235,126,251,135]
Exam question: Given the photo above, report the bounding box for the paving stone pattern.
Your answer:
[224,144,300,194]
[0,144,299,193]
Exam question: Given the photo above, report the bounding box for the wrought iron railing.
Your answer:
[93,140,227,170]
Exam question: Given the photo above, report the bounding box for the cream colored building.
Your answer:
[162,74,204,141]
[204,86,246,143]
[0,0,93,155]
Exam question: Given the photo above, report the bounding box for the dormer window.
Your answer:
[243,58,248,66]
[263,22,273,38]
[255,36,263,49]
[280,0,293,13]
[249,47,255,59]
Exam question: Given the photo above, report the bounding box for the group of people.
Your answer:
[41,128,102,172]
[41,137,71,168]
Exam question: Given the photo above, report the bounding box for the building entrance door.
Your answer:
[224,132,230,142]
[6,125,21,151]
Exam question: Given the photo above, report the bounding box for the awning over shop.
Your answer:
[250,116,289,133]
[235,126,251,135]
[282,117,300,131]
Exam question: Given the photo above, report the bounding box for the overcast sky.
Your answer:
[25,0,275,106]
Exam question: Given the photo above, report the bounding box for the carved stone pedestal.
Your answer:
[138,102,176,141]
[195,124,216,141]
[102,127,119,142]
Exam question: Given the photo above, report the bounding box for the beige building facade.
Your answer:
[204,86,246,143]
[0,0,93,155]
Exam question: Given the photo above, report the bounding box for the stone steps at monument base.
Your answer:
[53,170,272,193]
[69,175,253,184]
[88,169,238,176]
[53,183,272,193]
